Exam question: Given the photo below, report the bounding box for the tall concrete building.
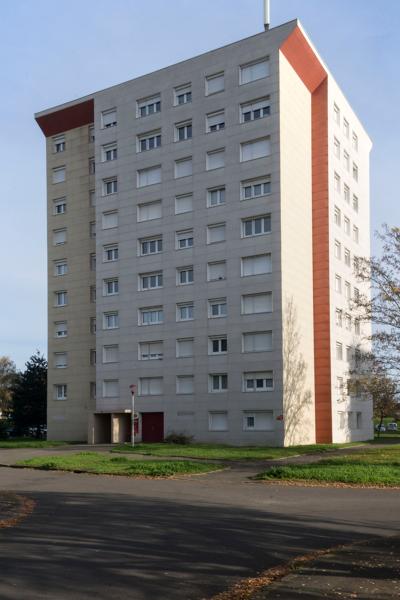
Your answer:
[35,18,373,446]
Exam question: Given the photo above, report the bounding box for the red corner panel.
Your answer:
[36,99,94,137]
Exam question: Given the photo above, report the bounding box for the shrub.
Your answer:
[164,432,193,445]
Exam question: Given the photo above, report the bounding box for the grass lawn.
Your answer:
[256,444,400,487]
[16,452,222,478]
[0,439,73,449]
[112,442,360,461]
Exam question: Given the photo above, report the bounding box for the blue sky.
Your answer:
[1,0,399,369]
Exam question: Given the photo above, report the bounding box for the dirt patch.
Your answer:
[0,492,35,529]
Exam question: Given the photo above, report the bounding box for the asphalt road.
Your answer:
[0,452,399,600]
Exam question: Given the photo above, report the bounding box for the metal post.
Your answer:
[264,0,270,30]
[129,384,136,447]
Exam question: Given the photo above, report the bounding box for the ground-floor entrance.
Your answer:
[141,412,164,443]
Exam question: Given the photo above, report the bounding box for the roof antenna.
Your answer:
[264,0,270,30]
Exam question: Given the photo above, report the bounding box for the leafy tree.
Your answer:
[11,352,47,438]
[0,356,17,418]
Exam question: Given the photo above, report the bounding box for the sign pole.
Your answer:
[129,384,136,447]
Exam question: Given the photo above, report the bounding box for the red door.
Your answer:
[141,412,164,443]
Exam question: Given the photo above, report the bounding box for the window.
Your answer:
[206,334,228,356]
[90,253,96,271]
[55,291,67,307]
[140,306,163,326]
[175,193,193,214]
[242,331,272,353]
[334,172,341,194]
[102,345,119,364]
[54,352,67,369]
[89,190,96,207]
[208,298,227,318]
[356,412,362,429]
[54,321,68,338]
[334,240,341,260]
[241,137,271,162]
[336,342,343,360]
[90,221,96,238]
[206,111,225,132]
[354,287,360,301]
[139,377,163,395]
[101,109,117,128]
[240,58,269,84]
[140,236,162,255]
[175,121,192,141]
[90,349,96,366]
[334,138,340,159]
[344,248,351,267]
[241,98,271,125]
[54,260,68,276]
[90,317,96,334]
[55,384,67,400]
[209,374,228,392]
[241,177,271,200]
[206,148,225,170]
[241,253,272,276]
[242,215,271,237]
[138,165,161,187]
[344,184,350,204]
[333,104,340,125]
[177,302,194,321]
[205,72,224,95]
[174,83,191,105]
[102,210,118,229]
[101,143,117,162]
[137,95,161,118]
[345,281,351,300]
[343,118,350,138]
[353,162,359,182]
[139,341,163,361]
[344,216,350,235]
[176,376,194,394]
[176,338,194,358]
[176,229,194,249]
[352,132,358,151]
[354,318,361,335]
[137,200,162,222]
[140,271,163,290]
[53,198,66,215]
[90,285,96,303]
[209,411,228,431]
[241,292,272,314]
[207,261,226,281]
[243,411,273,431]
[346,345,352,362]
[53,228,66,245]
[103,311,119,330]
[89,157,95,174]
[53,135,65,153]
[138,130,161,152]
[88,125,95,143]
[103,380,119,398]
[353,225,359,243]
[175,157,193,178]
[243,371,273,391]
[207,223,226,244]
[353,195,359,213]
[103,278,119,296]
[103,244,118,262]
[52,167,65,184]
[343,151,350,172]
[207,187,225,207]
[177,266,193,285]
[334,206,341,226]
[102,177,117,195]
[335,275,342,294]
[345,313,351,331]
[335,309,343,327]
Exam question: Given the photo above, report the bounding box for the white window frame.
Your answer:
[137,95,161,118]
[177,266,194,286]
[54,260,68,276]
[139,341,163,361]
[240,137,271,162]
[102,178,117,196]
[102,345,119,364]
[241,177,271,200]
[207,261,226,282]
[103,244,118,262]
[206,111,225,133]
[243,411,273,431]
[241,292,273,315]
[175,193,193,214]
[53,198,66,215]
[175,120,192,142]
[208,412,228,432]
[103,311,119,330]
[103,278,119,296]
[176,302,194,322]
[55,291,67,307]
[137,200,162,222]
[242,331,273,353]
[174,83,192,106]
[101,108,117,129]
[54,321,68,338]
[206,148,225,170]
[139,271,163,291]
[209,374,228,393]
[243,371,274,392]
[207,223,226,244]
[240,97,270,123]
[208,298,227,318]
[139,236,162,256]
[139,306,164,326]
[174,157,193,178]
[242,215,271,238]
[207,187,225,208]
[52,166,66,184]
[55,384,67,400]
[102,210,118,230]
[101,142,117,162]
[137,165,162,187]
[208,336,227,355]
[205,72,224,96]
[176,229,194,250]
[53,135,65,153]
[240,57,270,85]
[137,130,161,152]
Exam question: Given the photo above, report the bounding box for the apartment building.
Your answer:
[35,18,373,445]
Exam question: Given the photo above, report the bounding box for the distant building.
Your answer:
[35,19,372,445]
